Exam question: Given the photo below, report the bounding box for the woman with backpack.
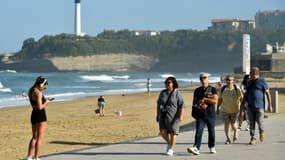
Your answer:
[217,75,243,144]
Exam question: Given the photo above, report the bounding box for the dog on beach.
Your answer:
[114,110,122,117]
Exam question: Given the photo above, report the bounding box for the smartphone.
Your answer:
[49,98,55,101]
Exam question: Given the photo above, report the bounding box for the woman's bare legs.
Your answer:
[27,122,47,159]
[169,134,177,149]
[27,124,37,158]
[160,129,170,144]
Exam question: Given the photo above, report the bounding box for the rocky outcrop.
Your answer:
[49,54,158,72]
[0,54,159,72]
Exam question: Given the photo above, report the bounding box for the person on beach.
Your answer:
[187,73,218,155]
[238,74,250,131]
[97,95,105,116]
[147,77,151,96]
[217,75,243,144]
[22,90,29,101]
[26,76,52,160]
[243,67,273,145]
[156,76,185,156]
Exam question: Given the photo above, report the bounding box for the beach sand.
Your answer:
[1,81,284,160]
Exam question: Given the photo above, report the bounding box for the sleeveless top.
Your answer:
[29,88,47,124]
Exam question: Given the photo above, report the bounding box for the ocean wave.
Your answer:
[0,82,12,93]
[113,75,130,79]
[0,88,12,93]
[0,69,17,73]
[80,75,114,81]
[80,74,130,81]
[160,73,175,78]
[46,92,86,98]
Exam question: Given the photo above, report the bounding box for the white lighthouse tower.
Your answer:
[75,0,83,36]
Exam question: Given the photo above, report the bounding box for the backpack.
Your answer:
[221,84,238,95]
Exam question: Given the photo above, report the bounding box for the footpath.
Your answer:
[41,113,285,160]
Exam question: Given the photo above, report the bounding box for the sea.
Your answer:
[0,70,223,109]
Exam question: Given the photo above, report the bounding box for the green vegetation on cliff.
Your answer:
[4,29,285,72]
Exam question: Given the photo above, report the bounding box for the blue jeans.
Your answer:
[194,116,215,150]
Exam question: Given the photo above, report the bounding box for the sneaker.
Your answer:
[210,147,217,154]
[249,138,257,145]
[166,149,173,156]
[187,146,199,155]
[245,126,249,131]
[26,158,33,160]
[166,144,170,152]
[238,127,241,131]
[225,139,231,144]
[260,132,265,142]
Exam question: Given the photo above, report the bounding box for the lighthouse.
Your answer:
[75,0,82,36]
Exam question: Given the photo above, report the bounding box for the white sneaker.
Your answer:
[26,157,33,160]
[210,147,216,154]
[166,149,173,156]
[187,146,199,155]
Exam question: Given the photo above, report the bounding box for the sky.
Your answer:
[0,0,284,54]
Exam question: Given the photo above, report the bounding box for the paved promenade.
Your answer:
[41,113,285,160]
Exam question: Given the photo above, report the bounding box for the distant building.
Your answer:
[209,19,255,31]
[133,30,160,36]
[252,43,285,72]
[255,10,285,30]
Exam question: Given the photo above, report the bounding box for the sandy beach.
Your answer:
[1,80,284,160]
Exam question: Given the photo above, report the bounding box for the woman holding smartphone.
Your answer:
[26,76,52,160]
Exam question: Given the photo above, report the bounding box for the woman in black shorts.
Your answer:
[26,76,52,160]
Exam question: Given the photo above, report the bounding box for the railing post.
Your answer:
[271,90,278,113]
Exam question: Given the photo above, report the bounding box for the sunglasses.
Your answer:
[200,77,207,80]
[226,79,233,81]
[166,81,172,84]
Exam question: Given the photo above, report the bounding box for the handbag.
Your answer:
[95,108,100,114]
[192,86,212,119]
[191,104,207,119]
[156,91,173,122]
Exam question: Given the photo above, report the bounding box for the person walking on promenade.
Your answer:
[26,76,52,160]
[187,73,218,155]
[97,95,105,116]
[243,67,273,145]
[217,75,243,144]
[156,76,185,156]
[238,74,250,131]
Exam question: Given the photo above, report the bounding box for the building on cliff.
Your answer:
[255,10,285,30]
[234,42,285,76]
[209,18,255,31]
[251,42,285,72]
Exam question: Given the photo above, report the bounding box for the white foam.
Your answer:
[160,74,175,78]
[80,75,114,81]
[0,88,12,93]
[0,69,17,73]
[0,82,12,93]
[113,75,130,79]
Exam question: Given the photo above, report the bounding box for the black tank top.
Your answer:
[29,88,45,108]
